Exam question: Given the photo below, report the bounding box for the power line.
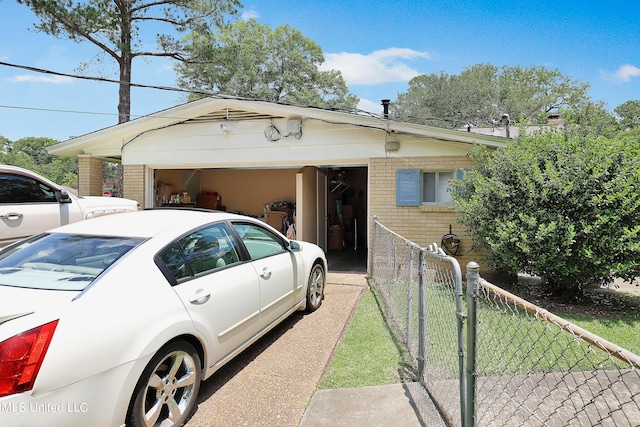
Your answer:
[0,104,122,118]
[0,60,212,124]
[0,60,196,95]
[0,60,376,120]
[1,60,376,110]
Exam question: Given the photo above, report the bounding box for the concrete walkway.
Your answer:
[300,382,446,427]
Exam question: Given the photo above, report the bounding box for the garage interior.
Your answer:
[153,166,368,272]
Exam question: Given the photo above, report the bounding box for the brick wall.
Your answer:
[77,155,104,196]
[369,155,487,274]
[123,165,146,208]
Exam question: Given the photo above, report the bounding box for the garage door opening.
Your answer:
[153,166,368,272]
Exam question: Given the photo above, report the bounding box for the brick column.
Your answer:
[123,164,146,209]
[77,155,104,196]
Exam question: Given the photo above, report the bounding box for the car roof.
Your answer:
[48,209,249,238]
[0,164,34,173]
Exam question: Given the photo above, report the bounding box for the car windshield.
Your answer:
[0,233,144,291]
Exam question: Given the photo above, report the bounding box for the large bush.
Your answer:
[451,131,639,299]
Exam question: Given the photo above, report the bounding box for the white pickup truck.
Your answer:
[0,165,139,247]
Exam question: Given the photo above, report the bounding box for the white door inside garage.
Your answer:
[294,166,328,250]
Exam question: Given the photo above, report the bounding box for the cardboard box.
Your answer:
[198,192,221,210]
[329,226,343,251]
[266,210,288,233]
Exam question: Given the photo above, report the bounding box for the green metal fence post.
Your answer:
[407,249,414,346]
[417,251,426,380]
[465,262,480,427]
[454,259,466,427]
[370,216,377,277]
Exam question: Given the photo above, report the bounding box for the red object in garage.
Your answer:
[197,192,221,210]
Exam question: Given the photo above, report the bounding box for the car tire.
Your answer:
[127,341,202,427]
[306,262,325,312]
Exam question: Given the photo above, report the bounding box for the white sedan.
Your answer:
[0,209,326,427]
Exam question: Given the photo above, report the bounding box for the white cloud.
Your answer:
[10,74,73,84]
[614,64,640,82]
[242,9,260,20]
[602,64,640,83]
[369,48,432,62]
[357,98,384,114]
[320,48,432,85]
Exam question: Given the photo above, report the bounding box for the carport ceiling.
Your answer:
[186,107,286,123]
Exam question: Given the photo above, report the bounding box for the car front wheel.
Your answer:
[306,262,325,312]
[127,341,202,427]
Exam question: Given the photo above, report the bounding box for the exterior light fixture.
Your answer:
[385,132,400,151]
[287,119,301,133]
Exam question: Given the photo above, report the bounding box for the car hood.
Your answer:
[0,285,77,328]
[76,195,139,209]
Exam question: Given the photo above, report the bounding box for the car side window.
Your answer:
[158,222,242,283]
[159,243,191,281]
[0,173,57,203]
[232,223,287,260]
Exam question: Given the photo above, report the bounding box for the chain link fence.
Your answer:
[370,218,464,426]
[370,217,640,426]
[469,273,640,426]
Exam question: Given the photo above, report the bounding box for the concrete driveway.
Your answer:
[184,273,367,427]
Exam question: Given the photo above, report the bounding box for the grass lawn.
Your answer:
[505,283,640,356]
[320,282,640,389]
[559,312,640,355]
[319,289,413,389]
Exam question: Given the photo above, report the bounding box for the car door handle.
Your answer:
[260,267,272,279]
[0,212,23,221]
[189,290,211,305]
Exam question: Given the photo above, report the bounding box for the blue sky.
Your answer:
[1,0,639,142]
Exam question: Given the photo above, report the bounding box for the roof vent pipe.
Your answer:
[381,99,391,119]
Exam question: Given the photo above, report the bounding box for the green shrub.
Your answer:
[451,130,639,299]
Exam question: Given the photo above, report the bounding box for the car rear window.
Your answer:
[0,233,144,291]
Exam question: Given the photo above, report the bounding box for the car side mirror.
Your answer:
[288,241,302,252]
[57,189,72,204]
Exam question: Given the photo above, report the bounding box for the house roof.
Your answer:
[48,96,507,158]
